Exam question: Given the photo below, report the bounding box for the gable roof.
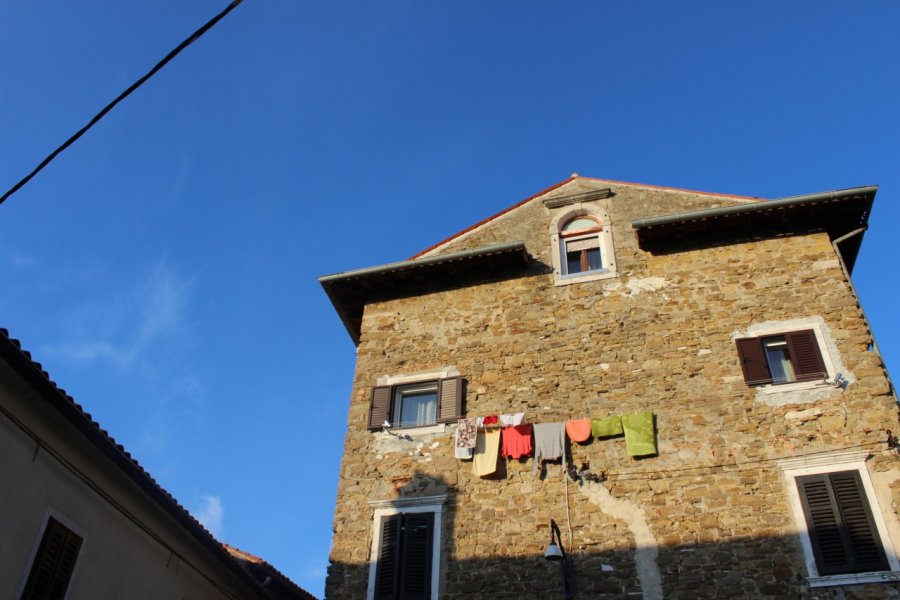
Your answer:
[410,174,763,259]
[319,176,877,345]
[0,327,315,599]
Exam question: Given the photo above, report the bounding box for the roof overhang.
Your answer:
[632,186,877,272]
[319,241,530,345]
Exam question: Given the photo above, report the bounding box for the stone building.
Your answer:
[0,327,316,600]
[319,175,900,599]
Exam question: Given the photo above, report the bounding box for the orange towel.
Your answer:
[565,418,592,442]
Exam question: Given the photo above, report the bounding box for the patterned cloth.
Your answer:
[455,425,474,459]
[501,424,533,459]
[472,430,501,476]
[457,418,477,449]
[565,418,592,442]
[622,411,656,457]
[591,415,624,438]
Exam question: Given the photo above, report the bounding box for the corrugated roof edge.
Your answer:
[409,175,764,260]
[0,327,283,599]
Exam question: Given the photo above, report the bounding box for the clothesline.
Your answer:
[457,411,657,477]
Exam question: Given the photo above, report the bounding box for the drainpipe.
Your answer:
[831,228,897,400]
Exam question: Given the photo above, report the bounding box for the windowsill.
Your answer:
[808,571,900,587]
[380,423,446,437]
[755,380,833,395]
[554,268,617,287]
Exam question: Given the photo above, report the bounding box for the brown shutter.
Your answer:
[735,338,772,385]
[374,514,401,599]
[797,471,888,575]
[437,377,463,423]
[830,471,889,573]
[368,386,393,430]
[21,517,83,600]
[399,512,434,600]
[787,330,827,381]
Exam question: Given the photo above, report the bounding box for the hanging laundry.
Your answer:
[482,415,499,426]
[501,424,533,459]
[533,422,566,473]
[457,418,477,449]
[472,430,501,476]
[591,415,623,438]
[455,424,474,459]
[565,418,592,442]
[499,412,526,426]
[622,411,657,457]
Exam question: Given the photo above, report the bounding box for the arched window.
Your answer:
[560,216,604,275]
[548,207,617,285]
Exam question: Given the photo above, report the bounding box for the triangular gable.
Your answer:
[411,174,762,259]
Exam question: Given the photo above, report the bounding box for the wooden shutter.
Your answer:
[797,471,888,575]
[21,517,83,600]
[398,513,434,600]
[369,386,393,430]
[735,338,772,385]
[437,377,463,423]
[786,330,827,381]
[374,514,402,600]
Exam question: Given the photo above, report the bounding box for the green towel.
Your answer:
[591,415,623,438]
[622,411,656,457]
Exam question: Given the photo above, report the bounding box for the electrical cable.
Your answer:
[0,0,246,206]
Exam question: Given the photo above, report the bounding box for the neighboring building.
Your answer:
[319,175,900,599]
[0,328,315,600]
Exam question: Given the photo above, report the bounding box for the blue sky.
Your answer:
[1,2,899,596]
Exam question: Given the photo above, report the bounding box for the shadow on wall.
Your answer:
[327,468,900,600]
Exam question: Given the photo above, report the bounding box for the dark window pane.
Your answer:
[566,250,582,274]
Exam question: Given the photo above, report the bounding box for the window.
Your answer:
[777,451,900,587]
[561,217,604,275]
[374,512,434,600]
[20,517,83,600]
[368,495,445,600]
[548,207,617,286]
[736,329,827,386]
[797,471,889,575]
[368,377,463,430]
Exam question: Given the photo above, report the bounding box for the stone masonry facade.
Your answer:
[324,177,900,599]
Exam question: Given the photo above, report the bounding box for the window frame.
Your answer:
[777,451,900,587]
[17,511,85,600]
[367,495,447,600]
[548,206,617,286]
[391,381,440,430]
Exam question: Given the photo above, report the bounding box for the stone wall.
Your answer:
[326,180,900,599]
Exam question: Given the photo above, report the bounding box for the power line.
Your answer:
[0,0,246,206]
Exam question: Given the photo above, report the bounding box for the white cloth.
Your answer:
[499,412,525,426]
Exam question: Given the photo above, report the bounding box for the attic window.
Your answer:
[549,207,617,286]
[561,217,604,275]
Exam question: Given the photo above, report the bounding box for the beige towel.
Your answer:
[472,430,501,476]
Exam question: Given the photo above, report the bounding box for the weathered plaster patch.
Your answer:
[373,428,446,454]
[577,480,662,600]
[870,469,900,560]
[620,276,669,297]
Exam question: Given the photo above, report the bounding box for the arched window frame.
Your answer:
[549,207,617,286]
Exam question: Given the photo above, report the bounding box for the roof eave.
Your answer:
[319,241,530,345]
